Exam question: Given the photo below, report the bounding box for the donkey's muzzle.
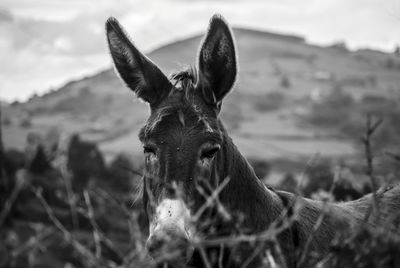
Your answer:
[146,227,194,264]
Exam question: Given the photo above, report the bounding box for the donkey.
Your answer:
[105,14,400,267]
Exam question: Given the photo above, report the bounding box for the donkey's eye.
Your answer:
[201,146,220,159]
[143,146,156,155]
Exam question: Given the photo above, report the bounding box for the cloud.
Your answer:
[0,7,13,22]
[0,0,399,102]
[53,36,73,52]
[0,9,113,101]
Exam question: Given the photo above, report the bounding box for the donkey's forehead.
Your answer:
[139,100,219,142]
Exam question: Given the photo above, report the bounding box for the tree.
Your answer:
[67,135,107,191]
[394,45,400,56]
[281,75,291,89]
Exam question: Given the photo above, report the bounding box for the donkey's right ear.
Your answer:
[106,17,171,105]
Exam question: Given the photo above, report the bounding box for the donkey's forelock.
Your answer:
[170,66,198,92]
[138,67,219,139]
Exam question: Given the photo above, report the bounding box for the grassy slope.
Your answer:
[3,27,400,161]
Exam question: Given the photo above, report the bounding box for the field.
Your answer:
[2,27,400,267]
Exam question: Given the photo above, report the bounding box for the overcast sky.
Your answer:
[1,0,399,102]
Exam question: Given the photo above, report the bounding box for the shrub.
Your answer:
[280,75,291,89]
[302,159,333,197]
[276,172,298,193]
[254,91,286,112]
[329,41,348,52]
[2,116,11,126]
[20,117,32,128]
[395,46,400,56]
[10,101,20,107]
[29,145,52,174]
[324,225,400,268]
[67,134,107,191]
[106,153,138,193]
[308,85,354,126]
[384,58,395,69]
[248,158,271,180]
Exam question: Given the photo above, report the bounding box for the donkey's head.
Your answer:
[106,14,237,264]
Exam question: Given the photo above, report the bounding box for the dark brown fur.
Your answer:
[105,14,400,267]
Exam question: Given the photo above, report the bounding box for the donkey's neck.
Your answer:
[216,129,283,231]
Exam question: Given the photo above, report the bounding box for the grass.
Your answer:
[2,28,400,265]
[4,26,400,160]
[1,114,400,267]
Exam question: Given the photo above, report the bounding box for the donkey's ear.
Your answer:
[106,17,171,105]
[198,14,237,104]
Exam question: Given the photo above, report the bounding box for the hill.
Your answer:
[3,27,400,165]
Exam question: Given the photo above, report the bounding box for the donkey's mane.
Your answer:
[169,66,199,99]
[170,66,198,89]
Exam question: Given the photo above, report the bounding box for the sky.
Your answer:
[0,0,399,102]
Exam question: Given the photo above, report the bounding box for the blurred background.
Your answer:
[1,0,400,267]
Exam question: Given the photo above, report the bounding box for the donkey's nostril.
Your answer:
[146,229,193,263]
[146,235,164,255]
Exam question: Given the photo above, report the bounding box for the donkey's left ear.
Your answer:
[198,14,237,104]
[106,17,171,106]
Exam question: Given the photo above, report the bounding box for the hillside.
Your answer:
[3,27,400,165]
